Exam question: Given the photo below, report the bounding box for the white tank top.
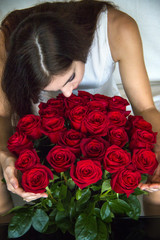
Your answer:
[77,8,117,93]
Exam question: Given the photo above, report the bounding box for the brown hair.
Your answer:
[1,0,115,117]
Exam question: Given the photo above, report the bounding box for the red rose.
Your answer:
[127,115,152,135]
[58,129,85,157]
[125,116,143,133]
[15,149,40,172]
[70,159,102,189]
[78,91,92,102]
[111,167,141,197]
[129,129,157,151]
[87,101,107,114]
[39,98,65,118]
[7,131,33,156]
[64,94,87,111]
[46,146,76,173]
[56,93,66,100]
[80,136,110,162]
[128,115,143,124]
[108,127,128,148]
[91,94,110,108]
[103,145,131,173]
[81,110,109,136]
[133,119,152,131]
[68,105,88,130]
[16,114,42,140]
[132,149,158,175]
[21,164,53,193]
[41,117,66,143]
[107,111,127,127]
[108,96,129,111]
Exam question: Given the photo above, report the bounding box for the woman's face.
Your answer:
[44,61,85,97]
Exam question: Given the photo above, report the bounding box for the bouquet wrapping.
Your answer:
[7,91,158,239]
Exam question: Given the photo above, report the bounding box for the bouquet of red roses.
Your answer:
[7,91,158,239]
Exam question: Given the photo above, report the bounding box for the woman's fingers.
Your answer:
[6,184,48,202]
[5,173,48,201]
[15,188,48,202]
[1,153,48,202]
[4,165,19,189]
[139,182,160,192]
[23,194,48,202]
[1,153,19,189]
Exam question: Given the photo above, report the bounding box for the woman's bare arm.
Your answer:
[108,9,160,190]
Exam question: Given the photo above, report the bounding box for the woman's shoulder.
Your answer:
[108,8,140,62]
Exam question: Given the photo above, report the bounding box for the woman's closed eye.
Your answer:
[63,72,75,87]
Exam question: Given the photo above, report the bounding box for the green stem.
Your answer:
[100,189,111,199]
[46,186,57,203]
[61,172,67,183]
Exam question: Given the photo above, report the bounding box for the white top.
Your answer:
[74,8,120,97]
[39,8,120,104]
[77,9,116,91]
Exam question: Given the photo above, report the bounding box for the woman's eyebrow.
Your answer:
[63,72,75,87]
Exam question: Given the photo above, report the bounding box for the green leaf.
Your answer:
[94,208,101,219]
[90,185,101,191]
[50,181,61,193]
[96,207,113,224]
[100,190,116,201]
[133,187,148,196]
[103,213,114,224]
[122,194,141,220]
[109,199,131,215]
[53,188,61,198]
[46,199,52,208]
[76,188,92,213]
[56,201,65,211]
[101,180,111,194]
[59,184,67,200]
[76,188,82,200]
[100,202,111,220]
[103,170,110,180]
[55,211,72,233]
[94,218,109,240]
[8,211,33,238]
[140,174,148,183]
[77,188,91,205]
[53,174,60,180]
[32,209,49,233]
[49,208,57,218]
[69,197,76,220]
[75,213,97,240]
[67,178,76,190]
[4,205,29,215]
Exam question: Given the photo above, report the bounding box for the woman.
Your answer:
[0,0,160,214]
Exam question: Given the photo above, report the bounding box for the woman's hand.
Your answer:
[0,151,48,202]
[139,151,160,192]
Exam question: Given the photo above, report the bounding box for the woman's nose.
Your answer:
[61,87,73,98]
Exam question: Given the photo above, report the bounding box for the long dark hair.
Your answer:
[1,0,115,117]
